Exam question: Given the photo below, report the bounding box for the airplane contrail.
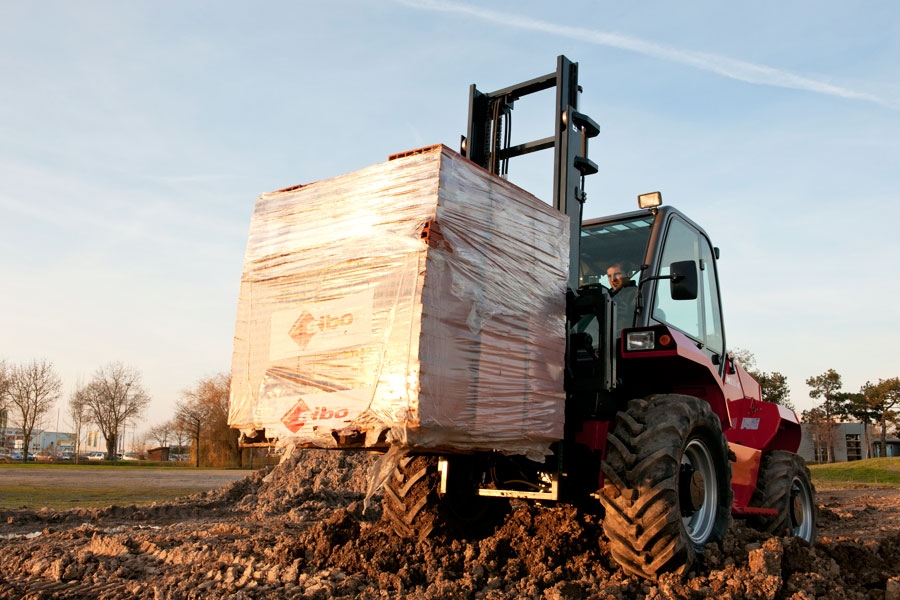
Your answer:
[398,0,894,108]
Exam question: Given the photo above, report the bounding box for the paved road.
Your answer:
[0,466,252,490]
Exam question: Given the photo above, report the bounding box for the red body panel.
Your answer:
[728,442,762,508]
[618,327,731,427]
[725,397,802,453]
[618,325,802,512]
[575,420,610,455]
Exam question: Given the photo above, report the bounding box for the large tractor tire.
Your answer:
[381,454,509,540]
[598,394,733,580]
[749,450,816,542]
[382,455,441,540]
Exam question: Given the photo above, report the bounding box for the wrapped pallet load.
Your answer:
[229,144,569,460]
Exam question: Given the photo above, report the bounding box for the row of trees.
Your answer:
[10,351,891,468]
[1,359,240,467]
[804,369,900,462]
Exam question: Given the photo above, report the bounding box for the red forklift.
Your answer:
[381,55,816,580]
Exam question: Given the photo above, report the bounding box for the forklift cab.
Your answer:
[576,198,727,380]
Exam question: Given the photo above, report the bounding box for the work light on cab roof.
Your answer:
[638,191,662,210]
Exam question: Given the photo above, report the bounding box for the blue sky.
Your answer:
[1,1,898,432]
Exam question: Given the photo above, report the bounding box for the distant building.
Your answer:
[1,427,77,454]
[798,422,900,463]
[1,427,99,455]
[871,435,900,458]
[147,447,170,461]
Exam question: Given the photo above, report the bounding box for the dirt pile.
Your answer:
[2,449,900,599]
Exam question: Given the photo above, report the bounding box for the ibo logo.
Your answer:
[269,290,374,360]
[288,311,356,350]
[282,399,350,433]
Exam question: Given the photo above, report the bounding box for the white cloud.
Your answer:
[397,0,897,109]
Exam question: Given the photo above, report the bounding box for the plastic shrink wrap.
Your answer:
[229,144,568,459]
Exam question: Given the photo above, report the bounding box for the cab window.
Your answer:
[652,218,724,357]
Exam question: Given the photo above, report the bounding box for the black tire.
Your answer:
[749,450,816,542]
[598,394,733,580]
[382,455,441,540]
[381,455,509,540]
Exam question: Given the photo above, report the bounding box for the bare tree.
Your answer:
[0,360,10,450]
[5,359,63,462]
[173,421,191,456]
[175,373,238,468]
[78,362,150,460]
[175,394,209,468]
[148,420,175,449]
[131,431,150,457]
[67,381,91,464]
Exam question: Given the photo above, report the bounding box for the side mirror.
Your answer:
[669,260,698,300]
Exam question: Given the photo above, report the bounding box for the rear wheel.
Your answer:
[382,455,441,540]
[749,450,816,542]
[381,454,509,540]
[598,394,732,580]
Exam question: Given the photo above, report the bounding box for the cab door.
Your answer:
[649,215,726,374]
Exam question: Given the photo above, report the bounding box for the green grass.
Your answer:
[0,485,200,509]
[0,463,248,510]
[809,456,900,488]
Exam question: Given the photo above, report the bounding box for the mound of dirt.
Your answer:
[2,449,900,599]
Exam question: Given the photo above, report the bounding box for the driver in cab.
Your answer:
[607,262,638,329]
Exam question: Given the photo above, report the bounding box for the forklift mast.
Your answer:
[461,55,600,292]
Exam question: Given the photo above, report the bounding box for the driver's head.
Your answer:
[606,263,632,291]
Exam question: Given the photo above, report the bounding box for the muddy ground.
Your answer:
[1,450,900,599]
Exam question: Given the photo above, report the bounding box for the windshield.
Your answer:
[579,215,654,290]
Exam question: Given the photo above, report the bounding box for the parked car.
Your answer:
[86,451,108,461]
[121,452,143,461]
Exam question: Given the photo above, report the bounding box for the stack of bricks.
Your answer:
[229,144,569,459]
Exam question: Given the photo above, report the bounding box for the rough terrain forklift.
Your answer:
[379,56,816,580]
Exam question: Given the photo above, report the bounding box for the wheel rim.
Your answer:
[790,475,815,541]
[680,438,718,545]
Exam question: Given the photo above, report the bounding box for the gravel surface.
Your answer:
[1,450,899,599]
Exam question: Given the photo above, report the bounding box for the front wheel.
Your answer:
[749,450,816,542]
[598,394,733,580]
